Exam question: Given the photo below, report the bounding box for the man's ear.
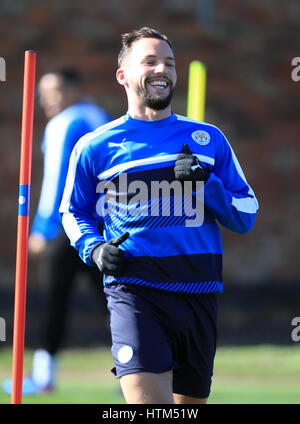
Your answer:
[116,68,126,86]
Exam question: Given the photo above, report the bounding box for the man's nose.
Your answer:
[154,62,167,73]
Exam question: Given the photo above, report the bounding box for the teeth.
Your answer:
[149,80,168,87]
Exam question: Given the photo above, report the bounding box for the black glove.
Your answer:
[91,232,129,277]
[174,144,210,183]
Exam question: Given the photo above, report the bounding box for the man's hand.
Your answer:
[174,144,210,182]
[28,233,47,257]
[92,232,129,277]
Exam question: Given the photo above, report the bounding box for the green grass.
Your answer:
[211,345,300,404]
[1,345,300,404]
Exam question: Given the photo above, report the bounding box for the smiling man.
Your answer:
[116,30,176,118]
[60,27,258,404]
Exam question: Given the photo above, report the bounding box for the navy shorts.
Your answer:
[104,283,218,398]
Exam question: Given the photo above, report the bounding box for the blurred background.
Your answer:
[0,0,300,355]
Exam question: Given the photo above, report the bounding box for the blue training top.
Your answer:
[60,112,259,294]
[31,100,111,239]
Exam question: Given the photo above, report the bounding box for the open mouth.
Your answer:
[146,77,170,90]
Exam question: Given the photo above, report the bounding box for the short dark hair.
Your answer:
[47,67,83,87]
[118,27,173,67]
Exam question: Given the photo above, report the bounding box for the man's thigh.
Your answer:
[173,392,207,404]
[105,285,217,402]
[104,284,178,378]
[171,293,217,400]
[119,372,208,404]
[120,371,173,404]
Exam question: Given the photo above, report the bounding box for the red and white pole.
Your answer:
[11,50,36,404]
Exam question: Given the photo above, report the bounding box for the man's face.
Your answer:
[38,73,81,119]
[119,37,177,111]
[38,73,65,119]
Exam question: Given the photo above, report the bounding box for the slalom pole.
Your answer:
[187,60,206,121]
[11,50,36,404]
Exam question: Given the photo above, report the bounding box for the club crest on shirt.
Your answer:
[191,130,210,146]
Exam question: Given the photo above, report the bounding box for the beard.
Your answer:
[136,80,175,111]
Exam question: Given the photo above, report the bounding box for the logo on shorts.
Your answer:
[191,130,210,146]
[117,345,134,364]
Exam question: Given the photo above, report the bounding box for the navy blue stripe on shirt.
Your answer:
[108,275,223,294]
[111,253,222,291]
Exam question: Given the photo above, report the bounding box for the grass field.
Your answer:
[0,344,300,404]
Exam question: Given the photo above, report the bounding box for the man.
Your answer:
[3,68,111,395]
[60,28,258,404]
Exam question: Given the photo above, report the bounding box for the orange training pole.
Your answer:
[11,50,36,404]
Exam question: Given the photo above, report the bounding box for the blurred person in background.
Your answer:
[3,67,112,395]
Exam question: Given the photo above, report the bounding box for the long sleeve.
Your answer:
[60,136,105,265]
[31,118,90,239]
[31,102,111,240]
[60,112,258,294]
[203,128,258,234]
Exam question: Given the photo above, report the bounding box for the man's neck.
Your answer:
[127,104,172,121]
